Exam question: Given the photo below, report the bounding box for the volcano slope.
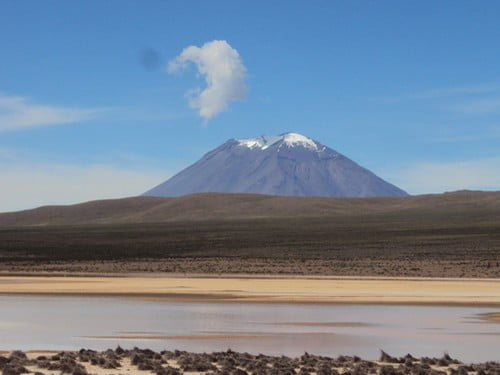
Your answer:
[0,191,499,277]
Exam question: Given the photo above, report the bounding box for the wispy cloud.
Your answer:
[409,83,500,99]
[389,158,500,195]
[168,40,247,121]
[0,147,20,161]
[0,162,167,213]
[449,97,500,115]
[428,126,500,143]
[380,83,500,103]
[0,94,102,132]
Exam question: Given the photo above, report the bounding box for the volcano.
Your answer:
[144,132,408,198]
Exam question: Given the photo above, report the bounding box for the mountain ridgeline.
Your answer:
[144,132,408,198]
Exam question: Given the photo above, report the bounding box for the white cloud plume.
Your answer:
[388,158,500,195]
[0,94,100,132]
[168,40,247,121]
[0,163,167,213]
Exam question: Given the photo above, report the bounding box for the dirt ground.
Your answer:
[0,214,499,278]
[1,257,499,278]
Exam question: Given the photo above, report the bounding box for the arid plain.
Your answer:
[0,191,499,277]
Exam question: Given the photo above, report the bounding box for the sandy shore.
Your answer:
[0,275,499,305]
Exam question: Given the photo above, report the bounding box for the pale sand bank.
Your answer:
[478,312,500,323]
[0,276,500,305]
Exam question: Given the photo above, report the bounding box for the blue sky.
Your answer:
[1,1,500,211]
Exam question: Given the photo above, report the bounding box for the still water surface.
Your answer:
[0,296,499,362]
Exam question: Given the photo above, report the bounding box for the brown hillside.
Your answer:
[1,190,500,227]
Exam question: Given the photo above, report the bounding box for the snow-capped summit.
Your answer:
[144,132,408,198]
[236,132,319,151]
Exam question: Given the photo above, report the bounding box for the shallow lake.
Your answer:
[0,295,499,362]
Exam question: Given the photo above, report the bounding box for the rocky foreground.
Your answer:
[1,348,499,375]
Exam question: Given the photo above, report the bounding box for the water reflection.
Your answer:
[0,295,498,362]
